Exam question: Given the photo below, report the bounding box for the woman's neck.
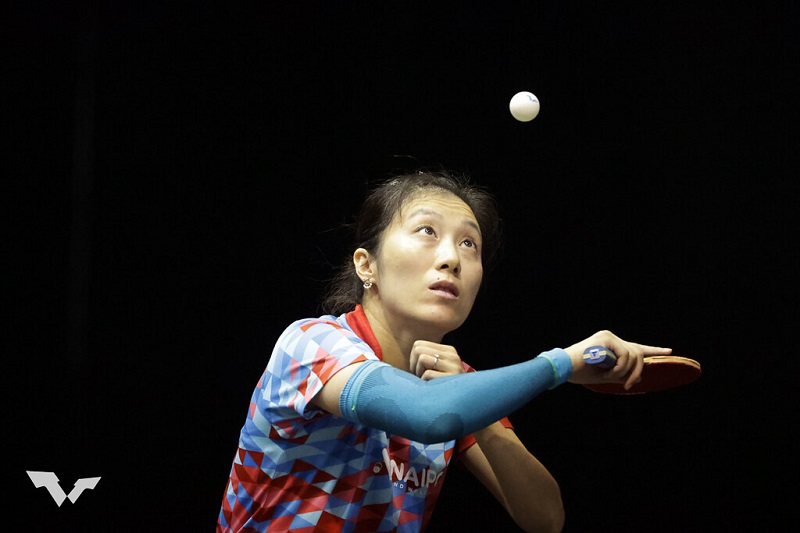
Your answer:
[362,301,443,372]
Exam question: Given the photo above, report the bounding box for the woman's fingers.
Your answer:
[410,340,465,380]
[567,332,672,388]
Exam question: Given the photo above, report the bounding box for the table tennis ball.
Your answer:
[509,91,540,122]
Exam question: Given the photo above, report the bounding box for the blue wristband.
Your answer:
[538,348,573,388]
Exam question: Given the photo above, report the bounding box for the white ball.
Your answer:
[509,91,540,122]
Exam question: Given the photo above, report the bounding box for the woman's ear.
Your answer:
[353,248,375,283]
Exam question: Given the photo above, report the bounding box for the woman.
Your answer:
[217,170,670,532]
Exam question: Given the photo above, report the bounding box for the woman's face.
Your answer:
[366,190,484,338]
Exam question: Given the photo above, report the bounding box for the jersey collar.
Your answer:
[345,304,383,361]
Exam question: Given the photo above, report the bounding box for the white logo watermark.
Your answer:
[27,471,101,507]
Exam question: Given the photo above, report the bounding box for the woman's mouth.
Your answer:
[429,281,459,299]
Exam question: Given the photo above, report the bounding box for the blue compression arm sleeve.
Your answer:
[338,349,572,444]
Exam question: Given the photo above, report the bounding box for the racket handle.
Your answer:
[583,346,617,369]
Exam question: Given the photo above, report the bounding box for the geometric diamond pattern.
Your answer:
[217,306,493,532]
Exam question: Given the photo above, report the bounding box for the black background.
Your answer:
[7,1,799,531]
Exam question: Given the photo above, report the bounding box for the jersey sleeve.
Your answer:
[255,317,377,438]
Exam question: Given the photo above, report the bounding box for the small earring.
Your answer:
[362,278,373,289]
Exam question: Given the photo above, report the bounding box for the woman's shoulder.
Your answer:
[283,311,349,334]
[275,311,364,347]
[269,310,376,370]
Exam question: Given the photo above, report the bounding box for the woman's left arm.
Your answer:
[411,340,564,531]
[461,423,565,533]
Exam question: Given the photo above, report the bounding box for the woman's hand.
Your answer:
[564,330,672,390]
[409,340,466,381]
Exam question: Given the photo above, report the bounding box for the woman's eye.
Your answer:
[417,226,435,236]
[462,239,477,249]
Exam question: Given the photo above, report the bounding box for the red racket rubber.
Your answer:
[583,355,702,395]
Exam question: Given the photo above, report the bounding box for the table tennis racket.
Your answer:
[581,345,702,394]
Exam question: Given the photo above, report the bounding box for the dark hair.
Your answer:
[321,170,503,315]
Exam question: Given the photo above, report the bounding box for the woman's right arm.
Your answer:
[310,351,571,444]
[312,362,363,417]
[311,330,671,444]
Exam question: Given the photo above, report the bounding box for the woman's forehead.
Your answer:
[397,191,478,224]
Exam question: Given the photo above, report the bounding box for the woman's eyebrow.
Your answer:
[407,207,481,234]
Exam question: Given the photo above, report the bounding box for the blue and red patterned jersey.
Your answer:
[217,305,509,532]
